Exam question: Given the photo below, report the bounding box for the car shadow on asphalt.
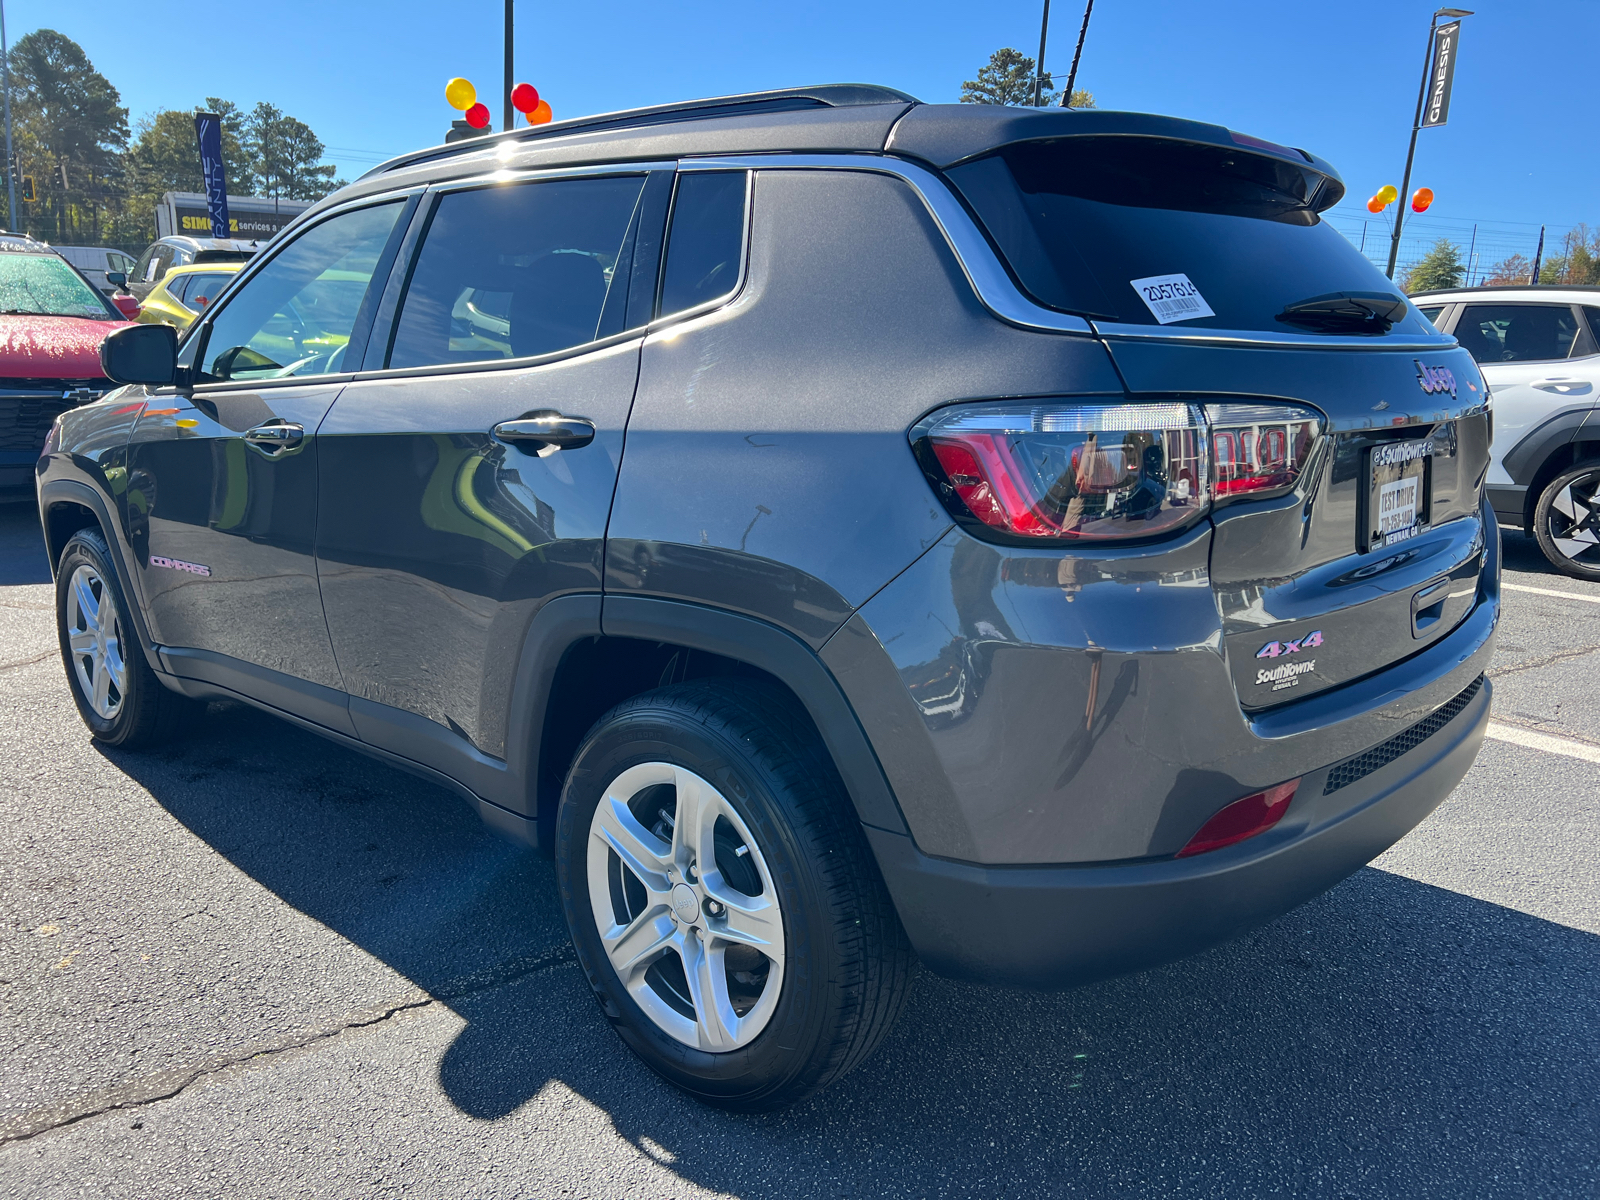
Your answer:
[98,698,1598,1197]
[0,501,52,586]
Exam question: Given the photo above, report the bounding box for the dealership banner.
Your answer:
[1421,21,1461,128]
[193,113,232,238]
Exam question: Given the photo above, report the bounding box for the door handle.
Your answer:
[492,411,596,455]
[1532,378,1592,393]
[243,422,305,455]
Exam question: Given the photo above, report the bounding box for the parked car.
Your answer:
[0,241,134,499]
[1411,285,1600,578]
[135,261,243,332]
[127,235,259,302]
[39,86,1498,1110]
[53,244,140,296]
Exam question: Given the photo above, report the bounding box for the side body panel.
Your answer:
[605,167,1124,645]
[315,338,642,759]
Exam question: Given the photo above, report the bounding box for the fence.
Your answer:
[1324,205,1572,286]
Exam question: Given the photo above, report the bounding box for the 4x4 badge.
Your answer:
[1257,630,1323,659]
[1415,361,1457,399]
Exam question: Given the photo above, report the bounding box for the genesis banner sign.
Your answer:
[1421,21,1462,128]
[192,112,232,239]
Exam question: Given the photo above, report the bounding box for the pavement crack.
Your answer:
[0,650,54,674]
[1487,641,1600,679]
[0,943,577,1145]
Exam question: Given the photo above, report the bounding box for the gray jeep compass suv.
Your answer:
[38,85,1499,1110]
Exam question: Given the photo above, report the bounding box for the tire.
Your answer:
[55,528,193,747]
[1533,461,1600,581]
[556,679,914,1111]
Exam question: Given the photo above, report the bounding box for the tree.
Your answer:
[1402,238,1464,293]
[1059,87,1096,109]
[245,102,340,201]
[962,48,1053,106]
[1538,225,1600,286]
[7,29,128,242]
[1482,254,1533,286]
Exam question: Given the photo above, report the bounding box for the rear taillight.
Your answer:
[913,400,1321,543]
[1176,780,1299,858]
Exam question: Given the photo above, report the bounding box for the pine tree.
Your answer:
[961,48,1053,107]
[1403,239,1465,293]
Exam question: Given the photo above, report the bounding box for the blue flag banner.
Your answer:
[193,112,231,239]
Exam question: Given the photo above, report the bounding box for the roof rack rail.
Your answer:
[364,83,920,179]
[1408,283,1600,298]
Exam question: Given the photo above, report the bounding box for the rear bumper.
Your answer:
[870,674,1490,989]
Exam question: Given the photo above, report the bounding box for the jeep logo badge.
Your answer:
[1415,361,1457,399]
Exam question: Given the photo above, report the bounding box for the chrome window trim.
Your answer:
[428,158,679,194]
[683,153,1462,352]
[681,153,1094,337]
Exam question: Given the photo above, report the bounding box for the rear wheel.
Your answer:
[55,529,192,747]
[1534,462,1600,581]
[556,680,914,1110]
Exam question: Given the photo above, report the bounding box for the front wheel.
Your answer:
[1534,462,1600,581]
[556,681,914,1110]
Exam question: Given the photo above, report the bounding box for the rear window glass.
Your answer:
[658,171,747,319]
[948,138,1433,336]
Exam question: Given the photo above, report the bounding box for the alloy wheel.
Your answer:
[1545,469,1600,568]
[586,761,785,1052]
[64,564,127,720]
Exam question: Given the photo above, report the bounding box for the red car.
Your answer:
[0,241,135,499]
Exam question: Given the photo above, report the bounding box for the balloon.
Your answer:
[1377,184,1398,204]
[1367,196,1384,214]
[1411,187,1434,213]
[511,83,540,113]
[465,103,491,129]
[528,100,553,125]
[445,77,476,111]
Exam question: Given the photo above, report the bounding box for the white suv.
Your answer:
[1414,286,1600,578]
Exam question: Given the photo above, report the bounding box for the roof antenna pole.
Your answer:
[1032,0,1052,108]
[1062,0,1093,106]
[0,0,15,230]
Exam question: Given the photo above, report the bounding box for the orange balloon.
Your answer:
[1367,196,1384,214]
[527,100,553,125]
[1411,187,1435,213]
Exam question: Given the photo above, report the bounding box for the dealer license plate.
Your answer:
[1366,436,1432,550]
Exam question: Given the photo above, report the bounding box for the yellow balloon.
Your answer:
[1377,184,1399,204]
[445,77,476,111]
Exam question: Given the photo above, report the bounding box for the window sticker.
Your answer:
[1129,273,1216,325]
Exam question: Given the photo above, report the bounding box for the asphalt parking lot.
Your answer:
[1,500,1595,1200]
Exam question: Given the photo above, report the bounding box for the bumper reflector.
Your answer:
[1176,780,1300,858]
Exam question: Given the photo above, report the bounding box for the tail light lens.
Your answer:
[913,400,1321,543]
[1176,780,1299,858]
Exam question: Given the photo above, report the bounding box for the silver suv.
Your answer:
[1414,286,1600,578]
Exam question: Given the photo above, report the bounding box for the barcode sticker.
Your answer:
[1129,273,1216,325]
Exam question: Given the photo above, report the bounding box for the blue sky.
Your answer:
[20,0,1592,271]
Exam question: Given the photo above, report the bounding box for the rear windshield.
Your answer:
[948,137,1434,336]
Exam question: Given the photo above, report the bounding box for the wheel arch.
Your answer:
[528,595,909,847]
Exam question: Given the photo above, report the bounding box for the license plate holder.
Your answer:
[1364,436,1432,552]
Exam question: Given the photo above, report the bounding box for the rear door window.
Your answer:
[1454,304,1584,363]
[1417,305,1446,327]
[657,171,747,319]
[387,174,645,370]
[947,138,1432,337]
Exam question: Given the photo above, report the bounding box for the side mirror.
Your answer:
[107,271,127,290]
[111,294,141,320]
[100,323,177,386]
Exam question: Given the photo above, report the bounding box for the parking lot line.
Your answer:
[1485,721,1600,763]
[1503,582,1600,604]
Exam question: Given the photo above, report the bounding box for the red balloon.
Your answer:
[465,103,490,129]
[511,83,540,113]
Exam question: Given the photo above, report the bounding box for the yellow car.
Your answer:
[135,261,243,332]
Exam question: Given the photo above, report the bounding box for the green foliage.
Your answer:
[2,29,344,244]
[962,48,1053,107]
[1061,88,1096,109]
[1402,238,1465,293]
[1537,225,1600,286]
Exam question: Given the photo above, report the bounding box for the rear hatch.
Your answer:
[909,108,1492,710]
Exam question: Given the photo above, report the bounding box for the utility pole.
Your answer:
[503,0,514,132]
[1465,223,1477,287]
[1032,0,1052,107]
[1530,225,1546,286]
[0,0,15,231]
[1062,0,1094,106]
[1387,8,1473,279]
